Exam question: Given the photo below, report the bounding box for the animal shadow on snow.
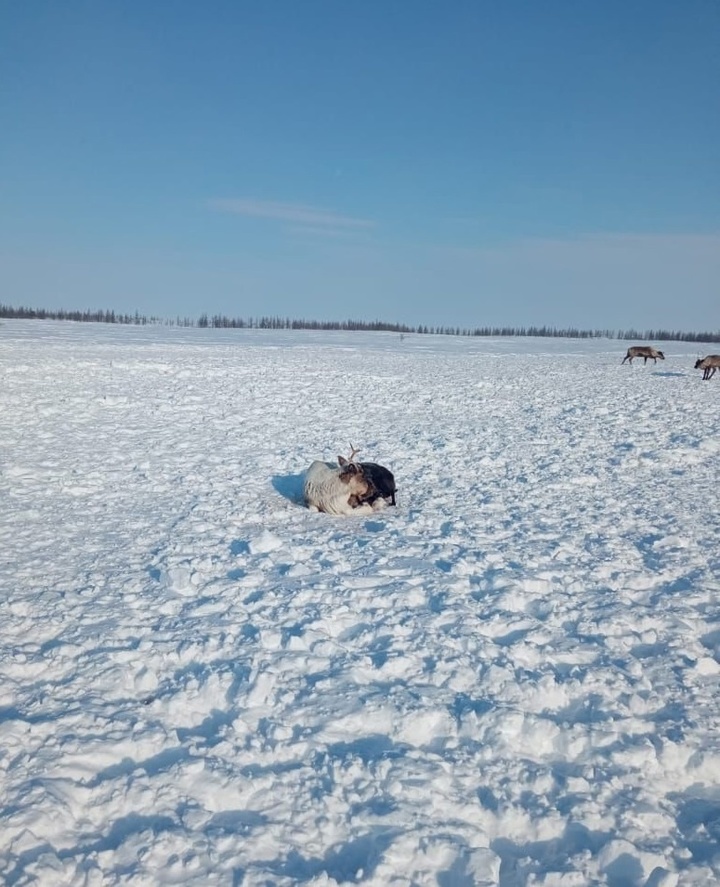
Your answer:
[272,472,305,505]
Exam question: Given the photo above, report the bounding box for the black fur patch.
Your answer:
[357,462,396,507]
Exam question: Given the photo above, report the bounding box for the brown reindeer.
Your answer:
[621,345,665,365]
[694,355,720,380]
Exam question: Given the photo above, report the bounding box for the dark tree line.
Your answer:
[0,305,163,326]
[1,303,719,343]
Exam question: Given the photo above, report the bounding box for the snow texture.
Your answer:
[1,320,719,886]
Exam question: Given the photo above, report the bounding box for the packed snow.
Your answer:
[1,319,719,887]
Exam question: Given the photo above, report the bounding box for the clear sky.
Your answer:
[2,1,718,330]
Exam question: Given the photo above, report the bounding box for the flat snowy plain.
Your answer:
[1,320,719,887]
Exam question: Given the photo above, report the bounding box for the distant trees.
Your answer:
[0,304,163,325]
[1,303,718,343]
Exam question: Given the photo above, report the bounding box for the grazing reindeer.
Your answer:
[694,355,720,380]
[304,446,375,515]
[622,345,665,365]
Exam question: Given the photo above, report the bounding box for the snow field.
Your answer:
[1,321,719,885]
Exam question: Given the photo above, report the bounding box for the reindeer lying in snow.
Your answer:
[303,446,396,515]
[694,355,720,380]
[622,345,665,365]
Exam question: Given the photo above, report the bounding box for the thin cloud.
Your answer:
[209,198,373,230]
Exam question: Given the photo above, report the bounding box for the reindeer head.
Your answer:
[337,445,370,498]
[337,444,361,471]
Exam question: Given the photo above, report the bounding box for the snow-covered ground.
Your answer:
[1,319,719,887]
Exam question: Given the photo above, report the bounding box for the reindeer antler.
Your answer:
[347,443,361,463]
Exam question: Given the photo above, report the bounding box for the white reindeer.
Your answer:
[304,446,377,516]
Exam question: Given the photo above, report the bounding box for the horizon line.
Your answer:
[2,303,719,343]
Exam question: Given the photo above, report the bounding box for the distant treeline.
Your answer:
[0,305,164,326]
[2,303,719,343]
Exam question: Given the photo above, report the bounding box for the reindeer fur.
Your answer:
[303,458,375,516]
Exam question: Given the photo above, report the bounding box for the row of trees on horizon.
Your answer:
[1,303,719,344]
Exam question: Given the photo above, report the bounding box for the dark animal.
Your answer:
[356,462,397,507]
[622,346,665,365]
[694,355,720,380]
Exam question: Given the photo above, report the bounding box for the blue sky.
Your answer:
[2,1,718,330]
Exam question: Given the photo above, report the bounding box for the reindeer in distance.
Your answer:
[622,346,665,365]
[695,355,720,380]
[620,345,719,379]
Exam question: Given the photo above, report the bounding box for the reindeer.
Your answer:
[621,345,665,365]
[694,355,720,380]
[303,446,396,515]
[303,446,375,515]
